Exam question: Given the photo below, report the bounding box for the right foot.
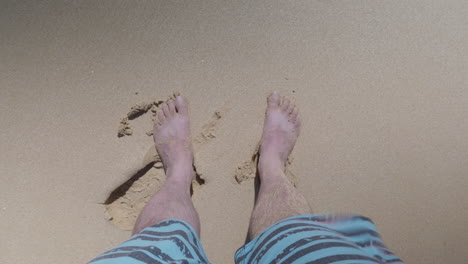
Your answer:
[153,96,194,181]
[259,91,301,171]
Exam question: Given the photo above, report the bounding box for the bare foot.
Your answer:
[259,91,300,172]
[153,96,194,181]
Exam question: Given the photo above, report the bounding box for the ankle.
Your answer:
[258,153,285,176]
[166,165,194,182]
[165,155,192,171]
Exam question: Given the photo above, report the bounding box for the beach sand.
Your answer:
[1,1,467,263]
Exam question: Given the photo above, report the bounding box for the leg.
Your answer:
[239,93,404,263]
[248,91,312,239]
[89,96,210,263]
[132,96,200,236]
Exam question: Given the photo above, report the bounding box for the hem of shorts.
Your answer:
[145,218,199,234]
[234,213,372,260]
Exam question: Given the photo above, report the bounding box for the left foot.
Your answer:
[153,96,194,180]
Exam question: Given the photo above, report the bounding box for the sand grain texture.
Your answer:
[1,1,468,264]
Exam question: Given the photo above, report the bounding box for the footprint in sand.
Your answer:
[194,111,223,144]
[105,99,225,230]
[117,100,164,137]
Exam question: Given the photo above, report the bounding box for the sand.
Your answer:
[1,1,467,263]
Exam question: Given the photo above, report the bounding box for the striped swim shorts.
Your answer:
[89,215,404,264]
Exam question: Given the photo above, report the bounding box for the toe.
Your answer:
[162,103,171,117]
[157,110,166,123]
[295,116,301,132]
[291,108,301,131]
[290,106,299,121]
[282,98,290,111]
[175,96,189,115]
[267,91,280,108]
[153,119,161,130]
[168,99,176,114]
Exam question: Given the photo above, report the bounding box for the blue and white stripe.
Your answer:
[89,215,403,264]
[88,219,210,264]
[235,214,404,264]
